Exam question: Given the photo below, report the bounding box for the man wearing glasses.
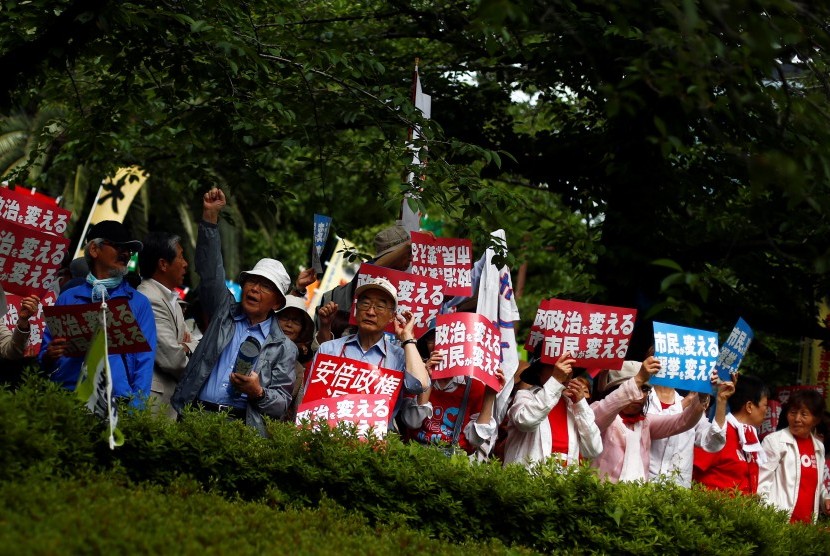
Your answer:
[171,188,297,436]
[310,277,431,425]
[40,220,158,403]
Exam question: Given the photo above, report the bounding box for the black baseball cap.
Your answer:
[86,220,143,252]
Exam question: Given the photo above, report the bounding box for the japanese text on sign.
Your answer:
[713,317,753,381]
[410,231,473,297]
[650,321,719,394]
[431,312,502,392]
[0,187,70,235]
[296,393,390,437]
[535,299,636,371]
[303,353,404,405]
[4,291,56,357]
[43,299,152,357]
[0,219,69,297]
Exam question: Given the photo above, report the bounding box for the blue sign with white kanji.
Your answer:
[713,317,753,381]
[313,214,332,255]
[650,321,719,394]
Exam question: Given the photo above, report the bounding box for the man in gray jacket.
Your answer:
[171,187,297,435]
[138,232,198,419]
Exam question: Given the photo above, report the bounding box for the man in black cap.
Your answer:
[39,220,158,403]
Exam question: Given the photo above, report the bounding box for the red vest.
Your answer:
[405,380,486,455]
[693,422,759,495]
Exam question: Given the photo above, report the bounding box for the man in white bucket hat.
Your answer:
[172,188,297,435]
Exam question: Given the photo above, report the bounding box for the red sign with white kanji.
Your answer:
[303,353,404,405]
[295,393,391,436]
[4,291,56,357]
[349,263,443,339]
[538,299,636,370]
[43,299,152,357]
[0,219,69,298]
[410,231,473,297]
[0,187,71,235]
[431,312,503,392]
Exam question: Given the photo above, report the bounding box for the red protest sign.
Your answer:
[760,400,782,441]
[43,299,152,357]
[410,231,473,297]
[431,312,503,392]
[303,353,404,405]
[0,187,71,235]
[295,393,392,436]
[349,263,443,338]
[4,290,56,357]
[0,219,69,297]
[538,299,636,370]
[774,385,825,405]
[524,299,552,353]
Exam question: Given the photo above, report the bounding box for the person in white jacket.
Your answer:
[647,384,732,487]
[758,389,830,523]
[502,351,602,468]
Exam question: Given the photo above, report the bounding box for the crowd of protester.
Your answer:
[2,186,828,525]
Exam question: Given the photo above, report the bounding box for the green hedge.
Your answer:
[0,473,531,555]
[2,377,830,555]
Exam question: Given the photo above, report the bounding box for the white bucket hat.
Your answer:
[239,258,291,307]
[602,360,643,392]
[354,277,398,311]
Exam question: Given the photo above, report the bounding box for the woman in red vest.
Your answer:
[758,390,830,523]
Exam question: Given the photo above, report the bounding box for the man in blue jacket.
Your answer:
[171,187,297,436]
[40,220,157,404]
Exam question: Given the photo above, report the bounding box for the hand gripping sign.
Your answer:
[349,263,443,339]
[43,299,152,357]
[4,290,56,357]
[431,313,503,392]
[410,231,473,297]
[533,299,636,371]
[650,321,719,394]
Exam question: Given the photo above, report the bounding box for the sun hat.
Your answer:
[602,360,643,392]
[374,225,410,259]
[238,258,291,307]
[278,295,314,344]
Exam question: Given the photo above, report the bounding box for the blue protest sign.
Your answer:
[650,321,719,394]
[312,214,332,275]
[713,317,753,381]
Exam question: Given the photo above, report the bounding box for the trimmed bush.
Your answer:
[2,377,829,554]
[0,473,533,555]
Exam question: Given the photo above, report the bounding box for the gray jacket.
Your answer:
[171,221,297,436]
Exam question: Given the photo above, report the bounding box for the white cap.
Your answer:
[354,277,397,310]
[239,258,291,307]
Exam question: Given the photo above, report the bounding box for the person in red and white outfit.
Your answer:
[501,351,602,468]
[758,389,830,523]
[693,375,768,494]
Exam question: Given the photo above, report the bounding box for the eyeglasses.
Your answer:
[245,277,275,293]
[356,299,393,313]
[101,241,134,254]
[278,315,303,326]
